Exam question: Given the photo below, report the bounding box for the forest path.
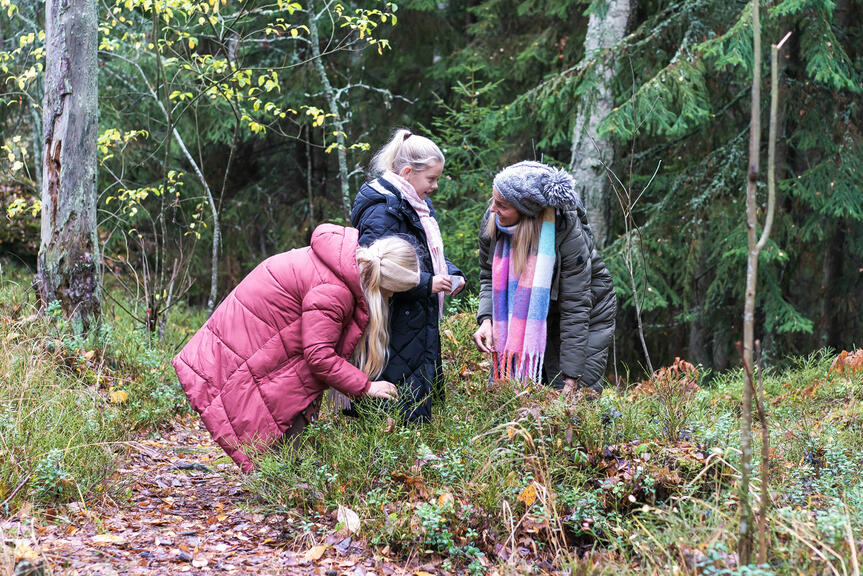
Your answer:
[3,417,415,576]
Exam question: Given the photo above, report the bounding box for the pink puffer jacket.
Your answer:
[172,224,371,471]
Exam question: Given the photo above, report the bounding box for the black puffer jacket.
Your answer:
[351,177,465,422]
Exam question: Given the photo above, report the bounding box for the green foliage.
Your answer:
[429,72,508,304]
[244,312,863,572]
[0,262,194,510]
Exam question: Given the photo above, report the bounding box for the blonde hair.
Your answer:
[370,128,445,177]
[353,236,420,379]
[485,206,543,277]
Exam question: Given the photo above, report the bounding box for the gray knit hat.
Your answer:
[493,161,578,218]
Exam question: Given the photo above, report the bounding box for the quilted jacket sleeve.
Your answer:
[301,284,371,397]
[355,201,402,248]
[477,209,493,324]
[557,215,594,381]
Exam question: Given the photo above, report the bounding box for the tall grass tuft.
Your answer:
[244,312,863,574]
[0,262,199,511]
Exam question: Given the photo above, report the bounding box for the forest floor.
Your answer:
[2,416,422,576]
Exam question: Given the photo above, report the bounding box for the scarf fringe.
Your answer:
[494,351,545,384]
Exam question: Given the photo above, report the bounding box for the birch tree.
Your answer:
[569,0,630,248]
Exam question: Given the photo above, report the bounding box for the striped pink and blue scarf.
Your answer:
[491,207,556,383]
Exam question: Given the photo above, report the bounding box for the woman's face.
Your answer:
[399,161,443,200]
[490,187,522,227]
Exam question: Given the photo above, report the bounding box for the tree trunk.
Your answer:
[569,0,630,248]
[739,0,763,563]
[308,1,351,220]
[39,0,100,333]
[818,223,844,349]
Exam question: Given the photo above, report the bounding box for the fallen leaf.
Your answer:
[14,542,38,562]
[415,571,436,576]
[93,534,126,545]
[437,493,454,508]
[109,388,129,404]
[338,505,361,534]
[305,544,327,561]
[517,483,537,507]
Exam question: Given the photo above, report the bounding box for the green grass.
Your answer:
[0,261,200,512]
[2,258,862,575]
[245,313,863,575]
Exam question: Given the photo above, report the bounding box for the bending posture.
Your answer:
[172,224,420,471]
[349,129,465,422]
[473,161,616,389]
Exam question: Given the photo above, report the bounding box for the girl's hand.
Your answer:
[449,276,465,296]
[472,319,494,354]
[367,380,398,400]
[431,275,453,294]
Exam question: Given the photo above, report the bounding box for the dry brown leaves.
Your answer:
[830,349,863,378]
[1,417,421,576]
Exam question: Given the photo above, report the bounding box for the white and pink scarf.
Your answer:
[371,170,447,317]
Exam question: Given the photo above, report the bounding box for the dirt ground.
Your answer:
[1,417,422,576]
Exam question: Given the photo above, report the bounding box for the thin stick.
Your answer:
[755,339,770,564]
[0,474,31,509]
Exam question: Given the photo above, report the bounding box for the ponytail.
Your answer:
[370,128,445,178]
[353,236,420,378]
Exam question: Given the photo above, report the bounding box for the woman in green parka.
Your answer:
[472,161,616,389]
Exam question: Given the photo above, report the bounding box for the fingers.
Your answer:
[472,330,488,353]
[433,275,453,294]
[472,328,493,354]
[368,380,399,400]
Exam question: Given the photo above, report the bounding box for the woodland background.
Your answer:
[1,0,860,376]
[1,1,863,573]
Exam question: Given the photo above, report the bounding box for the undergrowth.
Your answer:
[2,257,861,575]
[0,261,199,512]
[247,313,863,575]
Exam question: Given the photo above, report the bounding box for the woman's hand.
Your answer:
[431,275,453,294]
[472,319,495,354]
[366,380,398,400]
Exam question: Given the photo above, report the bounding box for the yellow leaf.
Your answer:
[14,542,38,563]
[337,505,361,534]
[83,349,95,361]
[5,332,20,341]
[415,571,436,576]
[437,492,454,508]
[304,544,327,561]
[109,389,129,404]
[93,534,126,545]
[517,483,537,507]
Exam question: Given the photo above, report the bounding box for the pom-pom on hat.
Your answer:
[492,161,578,218]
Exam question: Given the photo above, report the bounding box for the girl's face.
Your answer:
[490,187,522,227]
[399,161,443,200]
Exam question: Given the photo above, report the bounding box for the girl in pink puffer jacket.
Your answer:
[172,224,419,471]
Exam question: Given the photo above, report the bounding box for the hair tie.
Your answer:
[370,246,383,266]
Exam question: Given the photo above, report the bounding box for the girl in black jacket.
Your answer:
[348,129,465,422]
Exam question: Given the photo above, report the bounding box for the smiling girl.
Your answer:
[345,129,466,422]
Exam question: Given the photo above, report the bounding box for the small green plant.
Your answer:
[646,357,701,442]
[32,449,74,502]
